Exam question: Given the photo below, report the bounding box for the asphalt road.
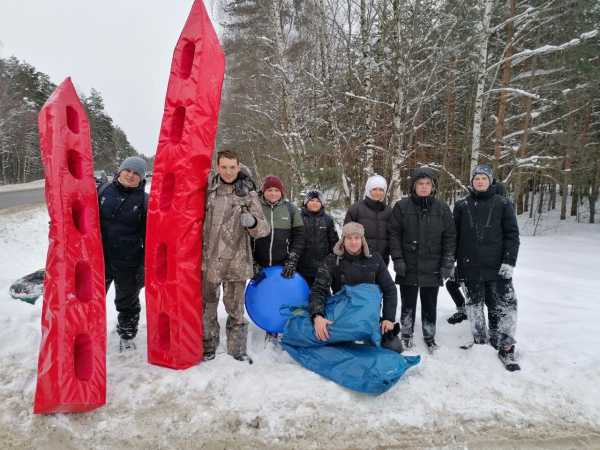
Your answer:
[0,188,45,210]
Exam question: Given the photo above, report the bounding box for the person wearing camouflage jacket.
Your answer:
[202,150,270,363]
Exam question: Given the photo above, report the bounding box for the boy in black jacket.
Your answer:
[388,166,456,353]
[446,178,508,325]
[310,222,397,344]
[297,190,339,286]
[454,164,521,371]
[98,156,148,352]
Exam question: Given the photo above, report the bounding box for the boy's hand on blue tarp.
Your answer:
[314,315,333,341]
[380,320,394,334]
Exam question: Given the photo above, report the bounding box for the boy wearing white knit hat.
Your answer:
[344,174,392,266]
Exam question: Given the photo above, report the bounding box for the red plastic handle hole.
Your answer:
[160,173,175,212]
[66,149,83,180]
[170,106,186,144]
[73,333,93,381]
[157,313,171,351]
[74,261,92,303]
[66,105,80,134]
[180,41,195,79]
[71,198,88,235]
[156,243,168,282]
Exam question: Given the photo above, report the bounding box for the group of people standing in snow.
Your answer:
[98,148,520,371]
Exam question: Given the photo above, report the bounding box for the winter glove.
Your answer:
[393,259,407,278]
[240,211,257,228]
[381,323,404,354]
[281,252,299,278]
[441,264,455,280]
[251,263,265,284]
[498,263,514,279]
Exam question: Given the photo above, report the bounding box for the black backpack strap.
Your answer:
[285,201,295,225]
[351,202,360,223]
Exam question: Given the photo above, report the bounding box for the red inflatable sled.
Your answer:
[145,0,225,369]
[34,78,106,413]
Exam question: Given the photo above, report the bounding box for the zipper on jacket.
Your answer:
[269,206,275,266]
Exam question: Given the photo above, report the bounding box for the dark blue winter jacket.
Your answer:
[98,179,148,269]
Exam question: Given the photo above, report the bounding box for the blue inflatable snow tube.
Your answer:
[245,265,310,333]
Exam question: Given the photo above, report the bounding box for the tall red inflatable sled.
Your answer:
[34,78,107,413]
[145,0,225,369]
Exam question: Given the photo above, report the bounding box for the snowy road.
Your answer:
[0,188,45,210]
[1,205,599,449]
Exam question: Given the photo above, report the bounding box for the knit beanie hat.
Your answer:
[333,222,371,257]
[119,156,147,178]
[262,175,284,195]
[304,190,324,206]
[364,174,387,200]
[471,164,493,185]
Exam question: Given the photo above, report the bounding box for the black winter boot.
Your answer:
[447,311,467,325]
[382,323,404,353]
[425,339,439,354]
[498,346,521,372]
[119,338,136,353]
[232,353,254,364]
[489,336,500,350]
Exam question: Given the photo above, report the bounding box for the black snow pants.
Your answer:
[400,285,439,343]
[463,278,517,348]
[445,278,465,311]
[301,274,317,288]
[105,261,144,340]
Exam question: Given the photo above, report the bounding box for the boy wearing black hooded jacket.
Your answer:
[389,166,456,353]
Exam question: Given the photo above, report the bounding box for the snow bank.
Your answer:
[0,179,45,193]
[1,205,599,449]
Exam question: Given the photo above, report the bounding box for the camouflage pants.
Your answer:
[463,278,517,348]
[203,280,248,356]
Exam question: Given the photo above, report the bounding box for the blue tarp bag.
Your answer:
[282,284,420,395]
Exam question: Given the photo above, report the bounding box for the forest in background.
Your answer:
[217,0,600,222]
[1,1,598,223]
[0,56,147,185]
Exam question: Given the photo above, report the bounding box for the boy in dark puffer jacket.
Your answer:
[98,156,148,352]
[344,174,392,266]
[388,166,456,353]
[454,164,520,371]
[297,190,339,287]
[310,222,398,345]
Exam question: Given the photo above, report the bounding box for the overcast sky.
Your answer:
[1,1,222,156]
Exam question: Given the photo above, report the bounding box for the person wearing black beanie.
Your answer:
[297,190,339,286]
[454,164,521,371]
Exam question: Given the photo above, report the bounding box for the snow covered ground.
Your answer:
[1,204,599,449]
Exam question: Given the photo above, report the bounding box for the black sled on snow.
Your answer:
[9,269,45,304]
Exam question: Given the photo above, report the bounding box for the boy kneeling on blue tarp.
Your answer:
[310,222,402,351]
[281,222,418,395]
